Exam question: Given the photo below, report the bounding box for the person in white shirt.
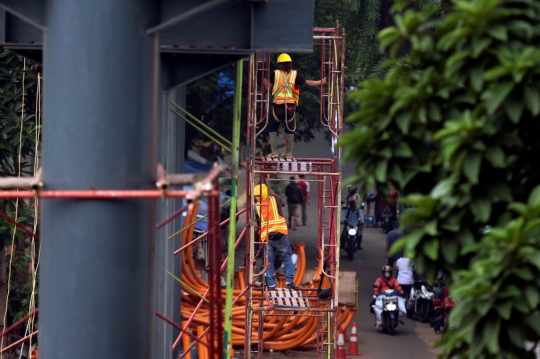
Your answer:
[395,254,414,300]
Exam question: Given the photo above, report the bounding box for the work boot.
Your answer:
[283,134,294,160]
[268,132,279,159]
[286,283,302,290]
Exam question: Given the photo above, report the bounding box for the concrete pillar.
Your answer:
[40,1,157,358]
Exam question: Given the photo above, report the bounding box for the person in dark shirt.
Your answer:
[284,176,303,230]
[297,174,310,226]
[385,221,405,268]
[262,53,326,160]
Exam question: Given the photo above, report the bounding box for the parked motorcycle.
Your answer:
[406,280,435,323]
[431,286,455,334]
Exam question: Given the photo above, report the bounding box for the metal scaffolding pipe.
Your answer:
[0,211,40,240]
[0,189,218,199]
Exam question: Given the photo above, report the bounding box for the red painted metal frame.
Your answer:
[0,165,227,359]
[244,23,345,359]
[0,189,218,199]
[207,178,223,359]
[173,208,247,256]
[0,211,40,240]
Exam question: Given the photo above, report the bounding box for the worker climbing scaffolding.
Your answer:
[263,53,327,160]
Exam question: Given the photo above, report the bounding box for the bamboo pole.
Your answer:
[224,59,242,359]
[171,102,233,147]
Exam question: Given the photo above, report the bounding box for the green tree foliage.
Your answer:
[0,50,40,327]
[340,0,540,357]
[343,0,452,81]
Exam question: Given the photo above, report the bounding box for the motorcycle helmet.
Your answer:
[382,265,393,278]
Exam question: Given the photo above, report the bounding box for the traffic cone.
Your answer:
[336,327,347,359]
[347,323,362,355]
[343,325,348,341]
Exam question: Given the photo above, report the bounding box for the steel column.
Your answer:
[40,1,157,359]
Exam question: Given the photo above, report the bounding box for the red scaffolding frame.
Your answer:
[0,164,227,359]
[244,22,346,358]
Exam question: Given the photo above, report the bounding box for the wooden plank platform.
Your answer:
[268,287,310,309]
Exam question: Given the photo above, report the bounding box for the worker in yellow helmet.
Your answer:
[253,183,301,290]
[262,53,327,160]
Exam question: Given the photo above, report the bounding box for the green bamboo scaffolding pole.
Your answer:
[170,108,232,153]
[171,102,233,148]
[224,59,242,358]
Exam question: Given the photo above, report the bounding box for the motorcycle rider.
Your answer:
[371,265,404,327]
[373,265,403,296]
[341,198,364,250]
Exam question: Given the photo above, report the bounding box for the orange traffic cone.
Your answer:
[347,323,362,355]
[336,327,347,359]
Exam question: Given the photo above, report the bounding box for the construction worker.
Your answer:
[253,183,301,290]
[263,53,326,160]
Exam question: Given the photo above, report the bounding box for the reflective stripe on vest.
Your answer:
[255,196,288,241]
[272,70,300,106]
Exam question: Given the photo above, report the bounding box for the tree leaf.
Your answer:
[393,142,413,157]
[487,25,508,41]
[507,324,525,348]
[524,286,540,309]
[496,300,512,320]
[375,160,388,182]
[463,152,482,184]
[523,85,540,116]
[423,238,439,260]
[483,316,501,354]
[482,82,514,116]
[528,185,540,209]
[504,97,524,124]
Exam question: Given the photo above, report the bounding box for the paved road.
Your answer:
[234,131,438,358]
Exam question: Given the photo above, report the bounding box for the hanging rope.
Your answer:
[24,72,41,355]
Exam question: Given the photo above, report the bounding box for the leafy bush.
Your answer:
[340,0,540,357]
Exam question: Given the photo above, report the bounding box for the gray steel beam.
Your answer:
[40,1,157,359]
[155,87,186,359]
[0,0,45,30]
[161,53,245,91]
[147,0,228,35]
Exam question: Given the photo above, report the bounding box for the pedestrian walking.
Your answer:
[297,174,310,226]
[285,176,303,230]
[385,221,404,268]
[395,253,414,300]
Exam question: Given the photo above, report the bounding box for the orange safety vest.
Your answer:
[272,70,300,106]
[255,196,288,242]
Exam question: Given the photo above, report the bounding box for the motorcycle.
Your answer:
[431,286,455,334]
[381,206,394,233]
[342,215,364,260]
[380,289,401,335]
[341,197,364,260]
[406,280,435,323]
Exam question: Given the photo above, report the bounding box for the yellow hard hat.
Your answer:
[253,183,268,201]
[277,53,292,63]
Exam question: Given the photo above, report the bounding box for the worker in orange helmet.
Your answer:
[262,53,326,160]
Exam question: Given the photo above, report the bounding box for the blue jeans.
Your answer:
[265,235,295,287]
